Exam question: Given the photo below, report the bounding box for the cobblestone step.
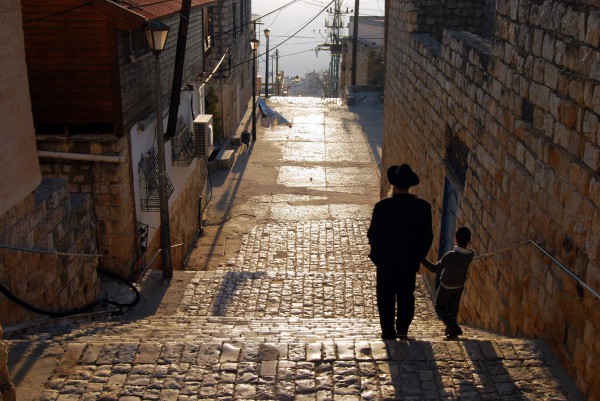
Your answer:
[34,336,569,401]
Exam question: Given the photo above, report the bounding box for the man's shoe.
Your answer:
[450,326,463,337]
[381,332,397,340]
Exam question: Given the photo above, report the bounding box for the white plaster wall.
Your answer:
[130,86,204,247]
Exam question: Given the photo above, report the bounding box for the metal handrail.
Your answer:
[474,239,600,301]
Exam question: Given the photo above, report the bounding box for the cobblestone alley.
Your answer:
[5,96,580,401]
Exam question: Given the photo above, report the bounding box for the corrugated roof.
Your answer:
[110,0,213,20]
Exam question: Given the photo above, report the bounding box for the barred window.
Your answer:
[129,29,150,61]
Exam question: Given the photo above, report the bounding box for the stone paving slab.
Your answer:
[34,336,570,401]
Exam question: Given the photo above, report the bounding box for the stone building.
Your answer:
[383,0,599,398]
[1,1,99,325]
[203,0,254,140]
[20,0,220,282]
[341,16,385,88]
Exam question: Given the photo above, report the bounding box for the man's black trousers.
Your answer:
[376,269,417,337]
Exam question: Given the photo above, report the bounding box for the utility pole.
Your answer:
[322,0,348,97]
[351,0,359,85]
[274,49,279,95]
[165,0,192,138]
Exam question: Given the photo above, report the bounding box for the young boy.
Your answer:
[422,227,474,339]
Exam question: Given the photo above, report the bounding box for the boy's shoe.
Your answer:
[444,334,460,341]
[397,333,409,340]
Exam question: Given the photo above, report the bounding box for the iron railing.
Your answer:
[138,146,174,211]
[474,239,600,301]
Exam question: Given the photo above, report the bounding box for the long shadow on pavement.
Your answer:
[211,271,265,316]
[383,338,528,399]
[197,140,255,269]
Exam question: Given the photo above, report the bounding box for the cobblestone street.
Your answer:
[6,95,579,400]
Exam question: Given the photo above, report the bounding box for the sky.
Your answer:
[250,0,385,79]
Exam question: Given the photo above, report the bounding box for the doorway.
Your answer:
[436,176,459,287]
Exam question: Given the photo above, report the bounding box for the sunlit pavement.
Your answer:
[6,95,579,400]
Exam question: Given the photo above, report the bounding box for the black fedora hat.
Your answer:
[387,164,420,188]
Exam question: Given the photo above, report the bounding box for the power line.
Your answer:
[211,0,335,76]
[278,49,317,58]
[213,0,301,40]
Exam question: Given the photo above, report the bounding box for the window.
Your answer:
[129,29,150,61]
[240,0,245,33]
[232,1,237,39]
[203,6,214,54]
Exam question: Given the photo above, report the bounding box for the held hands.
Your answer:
[420,258,439,273]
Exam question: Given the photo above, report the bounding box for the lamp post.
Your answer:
[144,20,173,280]
[264,28,270,98]
[276,73,283,96]
[250,38,260,141]
[287,75,300,96]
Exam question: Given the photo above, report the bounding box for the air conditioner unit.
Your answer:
[192,114,214,158]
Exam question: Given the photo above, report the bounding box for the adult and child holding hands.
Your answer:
[368,164,475,341]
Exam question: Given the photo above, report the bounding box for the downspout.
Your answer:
[38,151,126,164]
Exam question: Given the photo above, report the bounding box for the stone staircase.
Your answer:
[6,219,579,400]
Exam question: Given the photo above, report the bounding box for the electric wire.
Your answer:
[213,0,302,40]
[218,0,335,76]
[0,243,101,258]
[0,268,140,317]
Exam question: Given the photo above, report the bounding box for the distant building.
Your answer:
[203,0,253,140]
[341,16,385,88]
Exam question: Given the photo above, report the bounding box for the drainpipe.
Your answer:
[351,0,359,85]
[38,151,126,164]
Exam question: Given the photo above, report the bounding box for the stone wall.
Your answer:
[411,0,489,41]
[37,136,138,278]
[383,0,599,398]
[0,180,99,325]
[206,0,252,139]
[342,39,384,87]
[0,0,41,215]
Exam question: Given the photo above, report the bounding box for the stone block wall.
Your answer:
[383,0,599,397]
[411,0,489,41]
[0,0,41,216]
[342,39,384,87]
[37,136,138,279]
[207,0,252,139]
[0,179,99,325]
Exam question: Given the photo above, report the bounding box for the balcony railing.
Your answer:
[138,146,174,211]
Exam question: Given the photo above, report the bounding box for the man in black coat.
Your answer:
[367,164,433,339]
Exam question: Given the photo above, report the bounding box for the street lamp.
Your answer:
[277,72,283,96]
[250,37,260,141]
[287,75,300,96]
[144,20,173,280]
[264,28,270,98]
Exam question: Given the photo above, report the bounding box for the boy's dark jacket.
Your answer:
[368,193,433,271]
